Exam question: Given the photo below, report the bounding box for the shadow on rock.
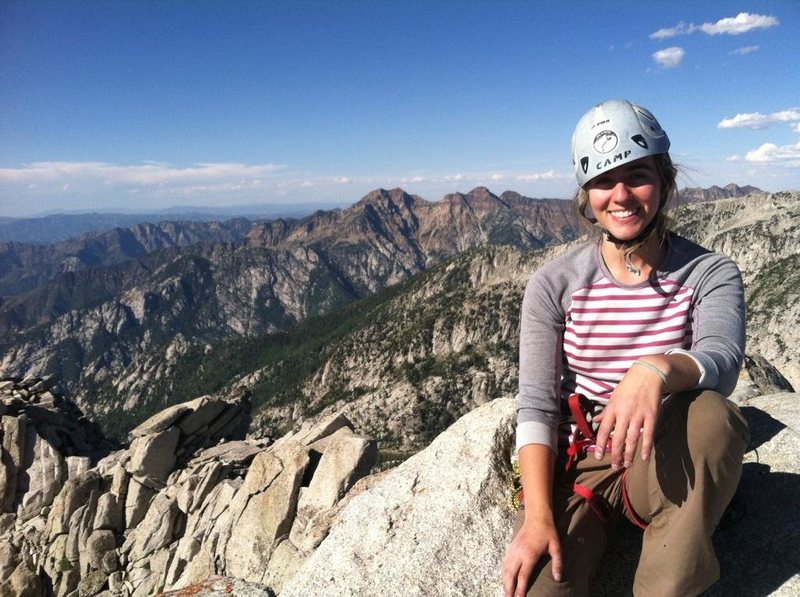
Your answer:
[741,405,786,452]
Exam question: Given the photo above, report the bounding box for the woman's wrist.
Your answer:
[631,359,669,385]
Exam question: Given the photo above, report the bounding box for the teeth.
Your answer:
[610,209,636,217]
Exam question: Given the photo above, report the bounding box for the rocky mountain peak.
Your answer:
[678,183,764,204]
[442,186,503,208]
[355,187,419,210]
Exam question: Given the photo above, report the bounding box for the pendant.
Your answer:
[624,254,641,276]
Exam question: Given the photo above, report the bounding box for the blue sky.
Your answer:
[1,1,798,217]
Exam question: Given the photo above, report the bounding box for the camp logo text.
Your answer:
[596,150,632,171]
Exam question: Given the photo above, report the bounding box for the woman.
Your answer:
[502,99,749,596]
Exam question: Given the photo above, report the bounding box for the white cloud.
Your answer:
[399,175,426,184]
[0,161,287,185]
[490,173,504,181]
[515,170,561,182]
[650,22,694,40]
[731,45,759,56]
[652,47,685,68]
[701,13,779,35]
[718,109,800,129]
[334,176,351,184]
[793,123,800,134]
[650,13,779,39]
[745,141,800,164]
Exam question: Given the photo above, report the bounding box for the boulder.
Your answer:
[0,541,18,582]
[45,470,102,540]
[85,529,117,572]
[290,430,377,552]
[280,398,516,597]
[126,426,181,483]
[124,476,157,529]
[0,415,26,513]
[225,445,310,582]
[16,433,67,521]
[0,561,42,597]
[125,493,182,562]
[744,353,795,394]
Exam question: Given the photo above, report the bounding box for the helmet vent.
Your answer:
[631,134,648,149]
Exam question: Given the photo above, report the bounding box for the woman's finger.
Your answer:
[623,420,641,468]
[640,417,656,461]
[549,537,563,582]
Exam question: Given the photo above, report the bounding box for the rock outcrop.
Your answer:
[2,376,799,595]
[0,378,376,596]
[283,391,800,597]
[281,397,515,596]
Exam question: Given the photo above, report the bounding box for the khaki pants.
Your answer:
[513,390,749,597]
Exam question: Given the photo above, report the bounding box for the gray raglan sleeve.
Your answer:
[515,267,565,454]
[666,254,745,396]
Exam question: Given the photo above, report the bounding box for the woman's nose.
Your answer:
[610,181,629,201]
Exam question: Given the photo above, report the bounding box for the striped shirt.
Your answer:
[515,234,745,453]
[563,279,693,403]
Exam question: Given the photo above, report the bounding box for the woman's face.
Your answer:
[585,156,662,243]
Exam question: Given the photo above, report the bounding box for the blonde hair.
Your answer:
[572,153,678,259]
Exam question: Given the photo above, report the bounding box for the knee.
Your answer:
[685,391,749,461]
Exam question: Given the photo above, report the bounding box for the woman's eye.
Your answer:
[592,178,614,190]
[627,171,653,185]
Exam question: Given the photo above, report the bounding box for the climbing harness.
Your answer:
[515,393,649,530]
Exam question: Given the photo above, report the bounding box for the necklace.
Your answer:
[624,254,641,276]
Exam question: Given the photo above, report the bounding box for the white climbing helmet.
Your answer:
[571,99,670,187]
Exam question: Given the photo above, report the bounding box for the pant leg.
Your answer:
[512,454,625,596]
[624,390,749,597]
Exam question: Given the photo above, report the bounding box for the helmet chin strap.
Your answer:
[593,215,658,248]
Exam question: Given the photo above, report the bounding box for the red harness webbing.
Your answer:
[564,393,649,530]
[516,394,649,530]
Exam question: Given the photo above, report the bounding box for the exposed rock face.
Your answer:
[2,376,799,596]
[0,376,116,521]
[281,397,516,596]
[0,378,376,596]
[672,191,800,388]
[744,353,795,394]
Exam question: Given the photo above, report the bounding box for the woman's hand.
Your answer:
[593,359,666,469]
[502,512,562,597]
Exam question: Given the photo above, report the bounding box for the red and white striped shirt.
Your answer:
[563,279,693,403]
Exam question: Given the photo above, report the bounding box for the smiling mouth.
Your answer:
[608,208,639,218]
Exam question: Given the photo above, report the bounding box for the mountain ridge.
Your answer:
[0,187,581,426]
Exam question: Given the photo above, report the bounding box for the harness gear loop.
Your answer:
[565,393,605,472]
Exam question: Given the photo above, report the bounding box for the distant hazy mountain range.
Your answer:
[677,183,763,204]
[0,202,347,244]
